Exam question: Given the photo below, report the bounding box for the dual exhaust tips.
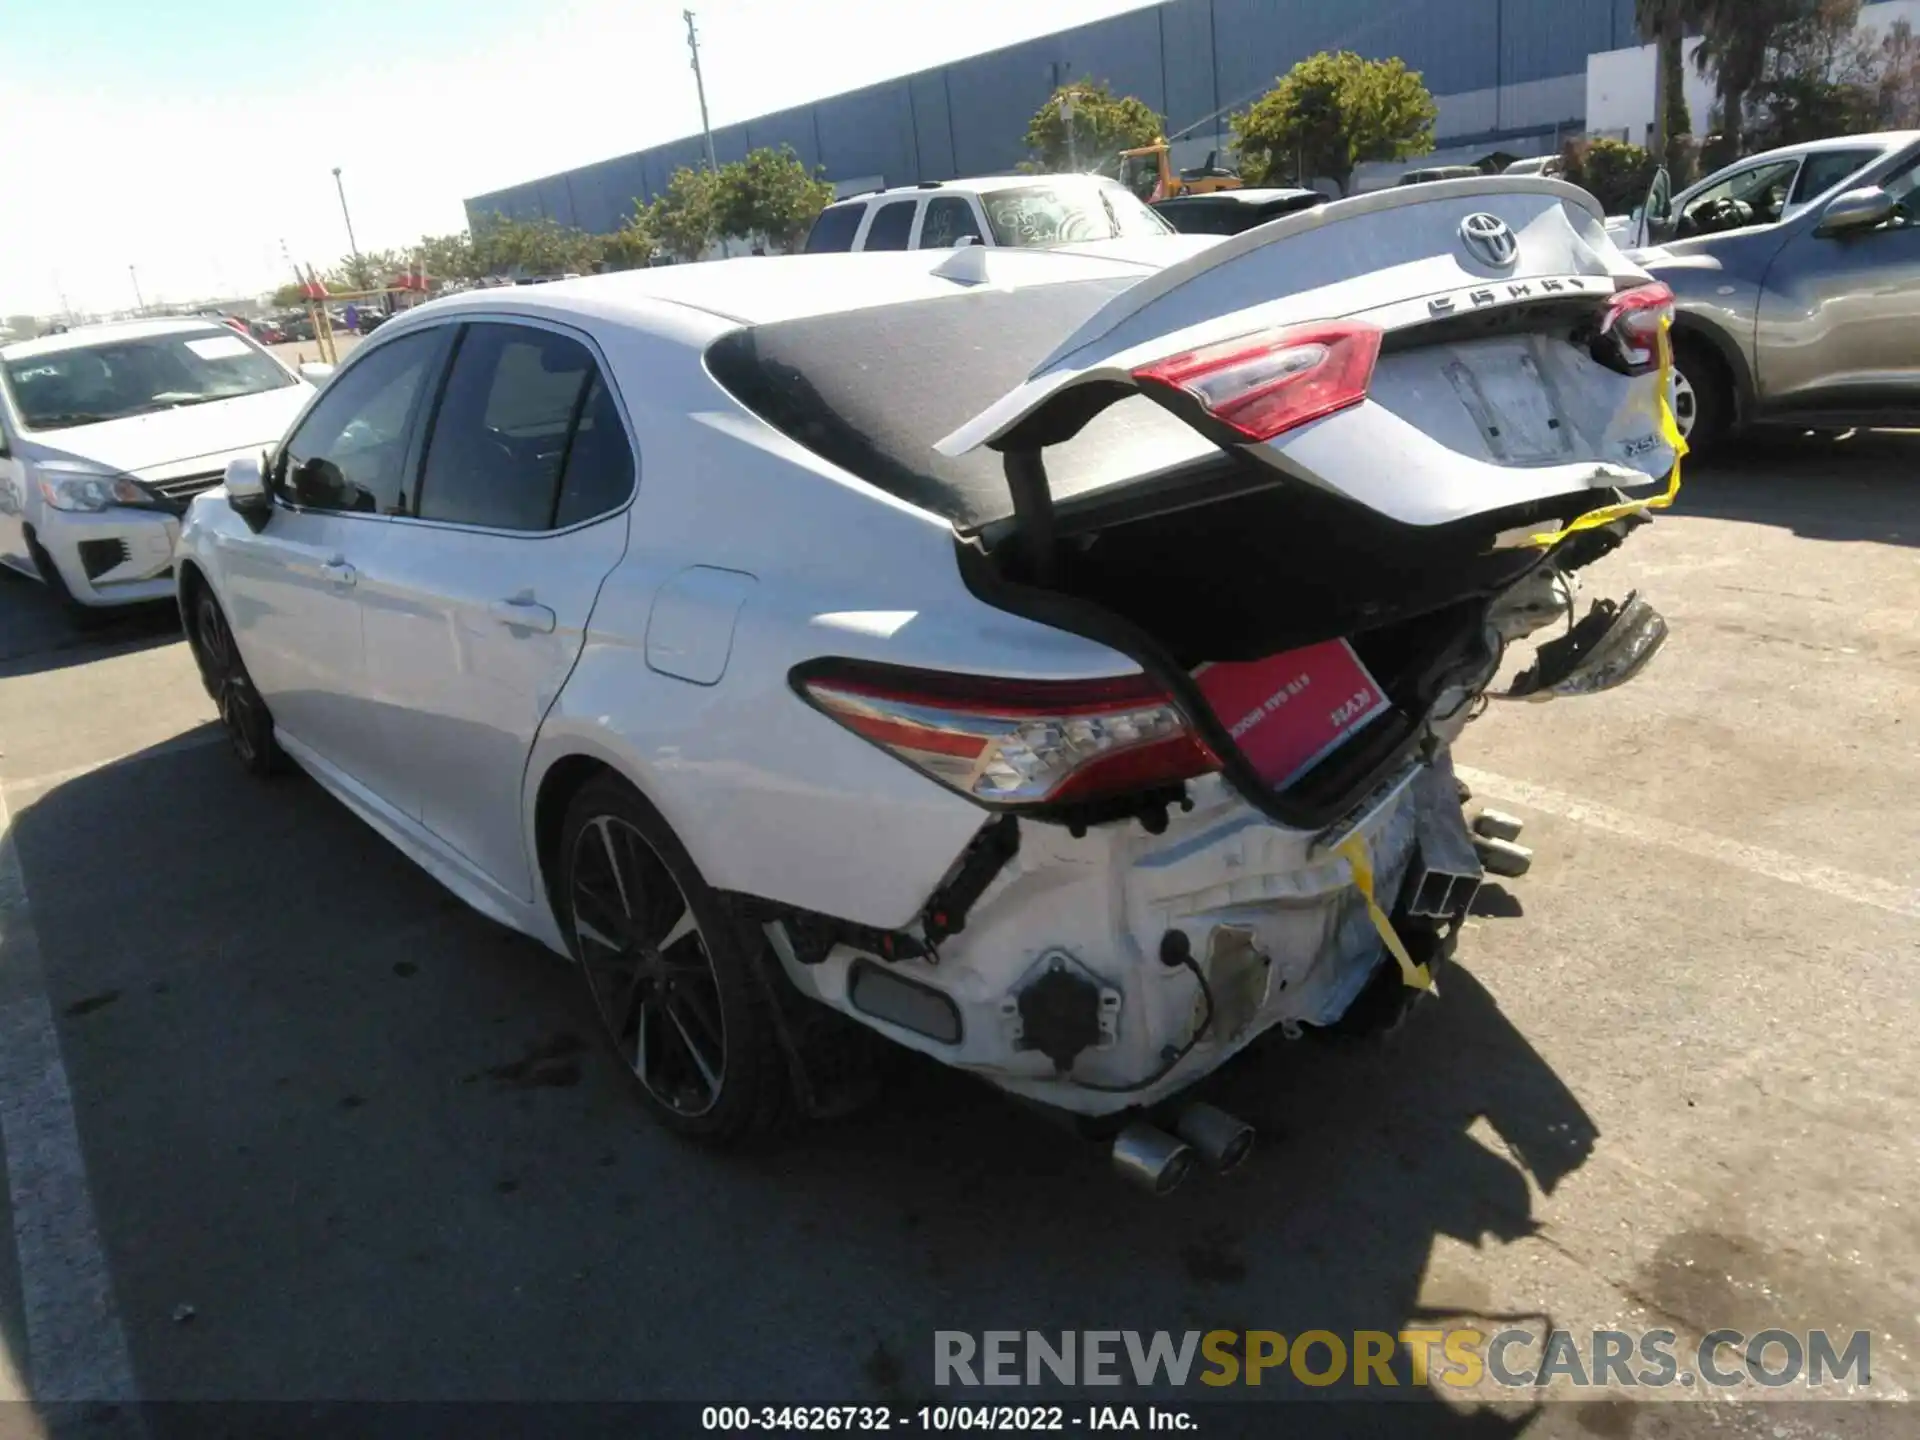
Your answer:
[1111,1103,1254,1195]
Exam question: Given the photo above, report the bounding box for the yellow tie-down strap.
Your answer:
[1335,834,1433,993]
[1527,314,1689,548]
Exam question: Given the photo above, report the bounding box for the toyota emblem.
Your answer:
[1459,212,1518,267]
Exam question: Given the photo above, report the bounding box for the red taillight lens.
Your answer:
[797,663,1220,807]
[1132,320,1383,441]
[1593,281,1674,374]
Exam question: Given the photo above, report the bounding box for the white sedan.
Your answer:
[176,180,1673,1189]
[0,319,321,615]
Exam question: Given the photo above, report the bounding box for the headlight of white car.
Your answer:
[37,472,150,512]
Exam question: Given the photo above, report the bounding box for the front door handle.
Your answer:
[319,558,356,589]
[488,596,557,634]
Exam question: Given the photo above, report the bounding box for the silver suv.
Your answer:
[1626,131,1920,449]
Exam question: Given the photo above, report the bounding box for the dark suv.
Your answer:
[1150,188,1325,236]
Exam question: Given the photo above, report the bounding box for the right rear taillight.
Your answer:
[795,661,1220,807]
[1132,320,1382,441]
[1591,281,1674,375]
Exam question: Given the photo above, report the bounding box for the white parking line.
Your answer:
[0,782,140,1404]
[1456,765,1920,921]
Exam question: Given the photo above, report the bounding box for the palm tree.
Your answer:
[1692,0,1816,160]
[1636,0,1687,162]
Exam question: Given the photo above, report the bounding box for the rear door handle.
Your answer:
[319,558,356,589]
[488,596,557,634]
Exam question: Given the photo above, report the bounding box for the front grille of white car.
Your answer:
[147,471,224,503]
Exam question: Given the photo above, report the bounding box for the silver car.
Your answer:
[1627,131,1920,448]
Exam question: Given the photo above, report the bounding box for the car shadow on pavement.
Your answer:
[0,567,181,675]
[1676,430,1920,548]
[2,727,1589,1430]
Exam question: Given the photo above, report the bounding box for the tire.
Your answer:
[1670,337,1732,455]
[556,775,786,1144]
[191,587,287,776]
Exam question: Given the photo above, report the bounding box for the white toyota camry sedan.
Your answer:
[177,179,1676,1188]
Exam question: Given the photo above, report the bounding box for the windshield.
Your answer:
[3,327,295,431]
[980,182,1172,247]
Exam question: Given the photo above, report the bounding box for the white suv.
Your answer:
[803,174,1175,253]
[0,319,319,616]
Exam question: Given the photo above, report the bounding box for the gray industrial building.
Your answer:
[465,0,1644,234]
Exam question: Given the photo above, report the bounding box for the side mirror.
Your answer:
[224,455,272,522]
[1816,185,1895,237]
[298,361,335,384]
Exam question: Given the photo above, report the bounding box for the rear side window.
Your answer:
[804,203,864,253]
[919,196,983,248]
[554,376,635,529]
[1790,149,1879,203]
[416,322,628,531]
[862,200,917,251]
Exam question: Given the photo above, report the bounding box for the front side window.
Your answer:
[277,329,442,515]
[862,201,918,251]
[3,326,297,432]
[1677,159,1800,237]
[416,322,629,531]
[804,204,864,253]
[1791,149,1880,204]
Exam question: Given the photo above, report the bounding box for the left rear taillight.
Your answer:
[1131,320,1383,441]
[795,661,1221,808]
[1591,281,1674,375]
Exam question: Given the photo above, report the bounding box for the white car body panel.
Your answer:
[177,201,1671,1119]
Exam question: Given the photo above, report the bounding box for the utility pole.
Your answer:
[331,166,363,270]
[128,265,145,314]
[1061,88,1079,173]
[683,9,730,258]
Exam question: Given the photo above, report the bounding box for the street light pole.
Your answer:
[128,265,145,314]
[683,9,731,258]
[331,166,362,265]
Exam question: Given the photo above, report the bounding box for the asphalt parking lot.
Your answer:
[0,435,1916,1433]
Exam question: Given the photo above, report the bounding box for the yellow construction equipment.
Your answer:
[1116,139,1244,201]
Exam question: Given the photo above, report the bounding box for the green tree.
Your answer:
[326,249,408,293]
[1232,51,1437,195]
[602,208,658,270]
[1560,137,1660,212]
[1023,79,1164,173]
[643,166,722,262]
[416,231,480,282]
[714,146,835,251]
[469,215,606,276]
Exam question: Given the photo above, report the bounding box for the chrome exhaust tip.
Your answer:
[1174,1102,1256,1172]
[1111,1123,1197,1195]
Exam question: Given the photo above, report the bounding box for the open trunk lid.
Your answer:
[935,175,1679,528]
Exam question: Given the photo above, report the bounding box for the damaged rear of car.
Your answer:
[691,176,1678,1182]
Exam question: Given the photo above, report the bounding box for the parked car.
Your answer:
[1151,187,1325,235]
[1623,130,1920,447]
[176,182,1674,1184]
[1504,156,1564,179]
[803,174,1175,253]
[0,319,319,615]
[249,317,288,344]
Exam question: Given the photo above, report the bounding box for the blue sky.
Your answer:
[1,0,1156,314]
